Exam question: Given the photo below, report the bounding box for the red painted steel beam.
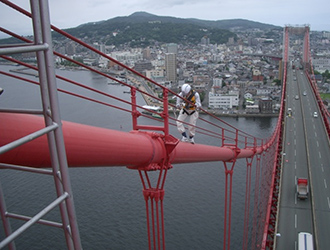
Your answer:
[0,113,258,168]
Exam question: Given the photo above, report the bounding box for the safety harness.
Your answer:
[183,90,196,115]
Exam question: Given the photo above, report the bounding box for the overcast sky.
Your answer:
[1,0,329,39]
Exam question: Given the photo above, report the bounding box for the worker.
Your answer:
[176,84,201,144]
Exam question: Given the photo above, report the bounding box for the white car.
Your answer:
[313,112,318,118]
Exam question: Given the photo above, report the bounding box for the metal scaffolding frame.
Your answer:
[0,1,82,249]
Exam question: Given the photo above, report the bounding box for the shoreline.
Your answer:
[131,76,279,119]
[201,112,279,118]
[167,108,278,118]
[3,64,279,118]
[179,109,279,118]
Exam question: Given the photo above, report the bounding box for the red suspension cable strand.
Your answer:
[0,112,267,168]
[251,154,262,249]
[242,156,254,250]
[138,165,168,250]
[222,161,236,250]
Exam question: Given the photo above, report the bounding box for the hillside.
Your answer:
[1,12,281,47]
[53,12,281,47]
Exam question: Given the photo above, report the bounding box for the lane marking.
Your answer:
[328,197,330,209]
[319,152,322,159]
[316,141,319,147]
[325,179,328,189]
[295,214,297,228]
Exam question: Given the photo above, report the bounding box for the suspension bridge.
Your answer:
[0,1,330,249]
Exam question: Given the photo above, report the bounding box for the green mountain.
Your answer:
[55,12,280,47]
[1,12,281,47]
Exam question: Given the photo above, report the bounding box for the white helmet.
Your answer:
[181,84,191,95]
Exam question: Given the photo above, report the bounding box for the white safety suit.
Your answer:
[176,89,201,138]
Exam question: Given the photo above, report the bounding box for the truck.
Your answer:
[298,232,314,250]
[297,178,308,199]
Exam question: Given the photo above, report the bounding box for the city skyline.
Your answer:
[1,0,329,39]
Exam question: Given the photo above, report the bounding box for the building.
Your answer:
[252,69,264,81]
[213,78,223,87]
[208,92,239,109]
[228,37,235,45]
[134,60,153,74]
[259,98,273,113]
[257,87,273,96]
[145,69,165,80]
[201,36,210,45]
[246,105,259,114]
[165,53,177,83]
[143,47,152,60]
[244,92,254,99]
[193,75,210,90]
[312,57,330,73]
[322,31,330,39]
[166,43,178,54]
[186,61,194,69]
[110,51,143,67]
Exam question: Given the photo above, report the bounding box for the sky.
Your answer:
[1,0,329,39]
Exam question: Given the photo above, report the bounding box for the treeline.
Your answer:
[314,69,330,81]
[58,22,237,47]
[110,23,236,46]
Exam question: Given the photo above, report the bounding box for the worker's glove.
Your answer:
[176,103,184,109]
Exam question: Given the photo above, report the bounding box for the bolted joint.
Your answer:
[225,169,234,175]
[126,131,176,171]
[163,134,179,155]
[142,188,165,202]
[143,189,150,201]
[132,110,141,118]
[223,145,241,162]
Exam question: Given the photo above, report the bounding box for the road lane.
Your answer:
[276,68,313,249]
[298,70,330,249]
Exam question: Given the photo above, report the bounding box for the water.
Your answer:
[0,65,277,249]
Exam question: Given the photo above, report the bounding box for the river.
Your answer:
[0,64,277,249]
